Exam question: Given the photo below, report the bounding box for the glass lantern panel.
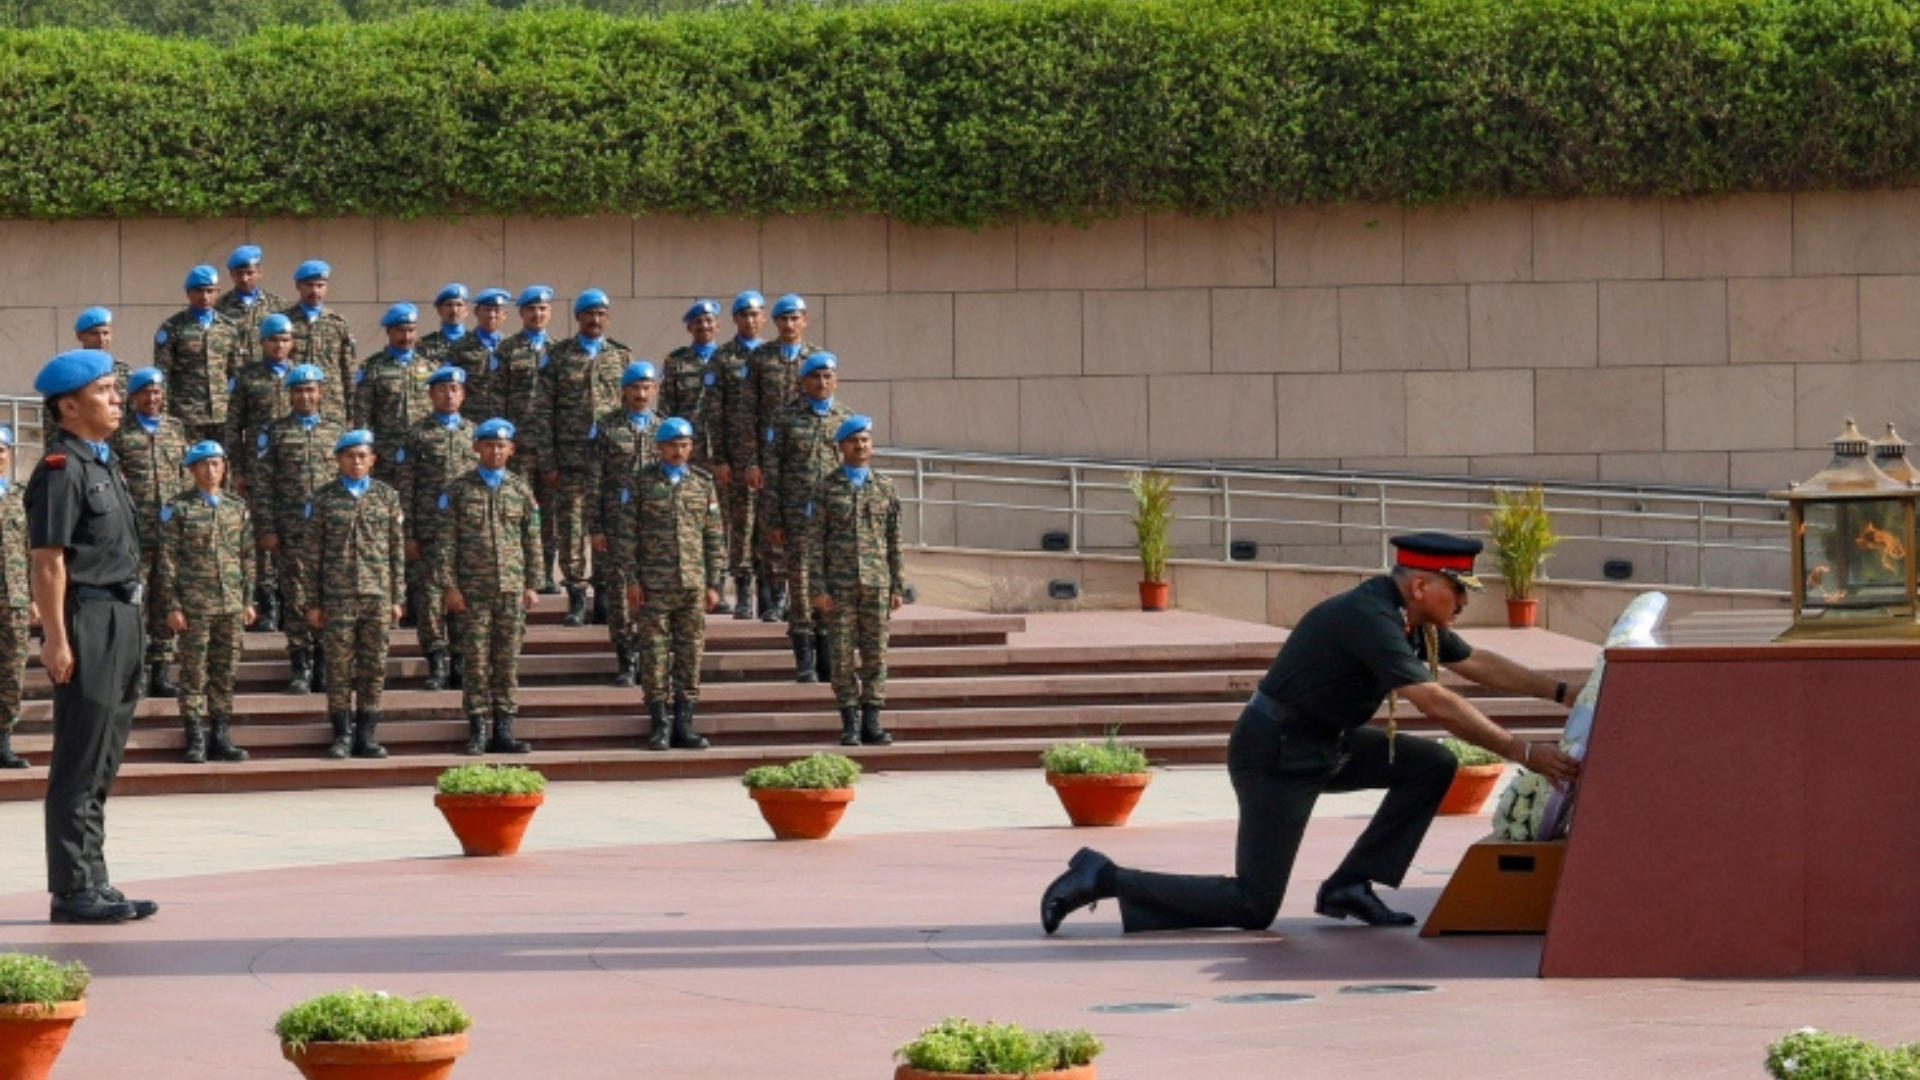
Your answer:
[1799,498,1911,613]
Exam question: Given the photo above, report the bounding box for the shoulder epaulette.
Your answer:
[43,453,65,470]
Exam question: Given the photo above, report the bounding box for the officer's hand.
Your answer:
[41,640,73,684]
[704,587,719,612]
[261,533,280,553]
[166,610,188,633]
[243,605,257,627]
[713,464,732,486]
[541,470,560,488]
[445,586,466,614]
[405,540,420,559]
[390,604,404,624]
[627,584,643,609]
[812,594,833,615]
[889,592,903,611]
[522,588,538,610]
[306,608,324,630]
[744,466,763,491]
[1525,742,1583,787]
[590,534,607,553]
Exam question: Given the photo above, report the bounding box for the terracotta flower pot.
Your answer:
[749,787,856,840]
[434,793,543,857]
[1505,597,1539,628]
[282,1032,469,1080]
[0,1000,84,1080]
[1138,580,1170,611]
[1046,772,1151,827]
[896,1065,1096,1080]
[1437,762,1506,815]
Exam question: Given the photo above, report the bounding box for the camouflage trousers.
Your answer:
[784,555,817,635]
[0,605,26,724]
[826,586,891,708]
[139,547,175,666]
[602,563,639,653]
[414,551,452,654]
[752,490,784,580]
[456,591,526,717]
[544,468,591,588]
[637,586,706,705]
[177,609,245,720]
[276,522,316,653]
[320,594,392,713]
[510,455,557,583]
[720,480,753,578]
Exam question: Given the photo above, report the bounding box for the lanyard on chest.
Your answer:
[1383,623,1440,765]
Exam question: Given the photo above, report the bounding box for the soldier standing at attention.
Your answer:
[622,417,723,752]
[29,349,156,924]
[588,361,659,687]
[532,288,629,627]
[806,415,900,747]
[765,352,854,684]
[450,288,511,424]
[226,312,297,634]
[301,429,405,760]
[444,419,542,755]
[157,441,255,764]
[154,264,246,448]
[659,298,734,616]
[355,302,432,488]
[0,426,37,769]
[496,285,558,593]
[712,291,765,620]
[399,367,477,692]
[256,365,346,695]
[416,283,470,371]
[73,307,132,399]
[281,260,359,424]
[214,245,288,351]
[111,367,187,699]
[740,293,818,624]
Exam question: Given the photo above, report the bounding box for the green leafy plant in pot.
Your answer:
[894,1016,1104,1080]
[1042,730,1152,827]
[1436,736,1507,816]
[433,764,546,857]
[0,953,89,1080]
[1127,469,1175,611]
[1484,484,1559,628]
[276,988,472,1080]
[742,752,863,840]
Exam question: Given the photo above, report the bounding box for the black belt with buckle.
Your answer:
[1247,688,1343,742]
[75,582,143,605]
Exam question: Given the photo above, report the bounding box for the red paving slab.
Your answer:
[3,810,1907,1080]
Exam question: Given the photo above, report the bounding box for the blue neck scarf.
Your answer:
[628,410,654,430]
[297,413,320,430]
[387,347,414,364]
[0,479,12,497]
[842,465,870,487]
[192,308,214,328]
[300,303,323,320]
[525,330,547,349]
[436,411,461,428]
[477,466,505,489]
[238,290,259,306]
[201,491,221,508]
[90,442,110,464]
[737,336,761,351]
[476,330,500,350]
[694,343,716,361]
[441,323,466,341]
[781,344,800,361]
[578,335,602,357]
[268,361,288,378]
[135,413,160,433]
[662,463,686,483]
[340,476,369,498]
[808,397,833,416]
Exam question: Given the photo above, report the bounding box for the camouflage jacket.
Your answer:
[156,490,255,616]
[764,397,857,538]
[301,479,405,606]
[397,413,478,550]
[255,413,348,537]
[225,360,293,489]
[586,407,659,539]
[528,336,630,473]
[442,469,543,598]
[153,308,246,427]
[619,463,724,593]
[109,413,188,547]
[735,340,819,472]
[447,331,506,424]
[804,469,903,600]
[658,344,718,464]
[706,337,759,469]
[353,350,435,470]
[0,482,28,609]
[280,305,359,423]
[493,330,550,438]
[416,326,468,372]
[215,287,289,355]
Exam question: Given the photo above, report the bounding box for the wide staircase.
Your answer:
[0,600,1594,800]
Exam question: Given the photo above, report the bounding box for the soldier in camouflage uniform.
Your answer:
[449,288,511,424]
[444,418,542,755]
[620,417,723,752]
[498,285,559,592]
[0,427,36,768]
[739,293,819,624]
[255,364,347,694]
[711,291,766,620]
[530,288,629,626]
[281,260,359,424]
[588,361,660,687]
[154,264,246,447]
[765,352,855,684]
[73,307,132,400]
[416,283,470,371]
[301,429,405,760]
[354,302,433,487]
[157,441,256,764]
[398,367,477,692]
[805,414,901,747]
[215,245,289,355]
[226,312,297,634]
[659,298,736,617]
[111,367,187,699]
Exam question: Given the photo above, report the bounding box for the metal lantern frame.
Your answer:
[1771,420,1920,641]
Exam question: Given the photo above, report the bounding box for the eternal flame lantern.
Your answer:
[1770,419,1920,640]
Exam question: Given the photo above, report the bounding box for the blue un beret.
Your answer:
[260,312,293,337]
[428,366,466,386]
[0,425,15,448]
[834,415,874,443]
[294,259,331,283]
[128,367,165,394]
[381,302,419,328]
[799,352,838,378]
[184,440,226,467]
[435,283,469,305]
[732,290,765,314]
[622,361,658,386]
[34,350,116,396]
[655,417,694,443]
[574,288,610,315]
[771,293,806,317]
[516,285,554,308]
[227,245,263,271]
[74,306,112,334]
[284,364,325,388]
[474,288,511,307]
[184,265,219,290]
[475,418,516,441]
[684,299,720,322]
[334,429,374,454]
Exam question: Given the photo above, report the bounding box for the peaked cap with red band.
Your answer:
[1390,531,1484,591]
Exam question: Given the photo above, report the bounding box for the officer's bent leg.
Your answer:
[1323,727,1457,888]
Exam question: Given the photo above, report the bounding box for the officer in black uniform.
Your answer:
[1039,532,1583,935]
[28,349,157,925]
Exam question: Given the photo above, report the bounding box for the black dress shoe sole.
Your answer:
[50,905,134,924]
[1313,895,1416,927]
[1041,847,1111,935]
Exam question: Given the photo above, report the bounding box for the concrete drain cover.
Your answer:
[1215,992,1316,1005]
[1086,1002,1190,1015]
[1339,983,1437,995]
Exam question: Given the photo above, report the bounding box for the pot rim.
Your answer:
[0,999,85,1021]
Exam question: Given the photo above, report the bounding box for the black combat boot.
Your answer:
[311,649,329,694]
[255,585,280,633]
[859,702,894,746]
[423,650,449,692]
[562,586,589,628]
[613,647,637,688]
[208,715,250,761]
[670,699,709,750]
[591,588,610,625]
[325,711,353,759]
[148,662,179,699]
[286,648,312,694]
[463,714,487,756]
[731,575,754,621]
[399,590,417,630]
[351,710,388,759]
[647,701,671,751]
[447,651,463,690]
[488,708,532,754]
[813,630,833,683]
[839,706,861,746]
[762,580,789,624]
[539,552,563,595]
[790,632,818,684]
[0,727,25,769]
[181,716,207,764]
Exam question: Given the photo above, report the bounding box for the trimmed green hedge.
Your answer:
[2,0,1918,224]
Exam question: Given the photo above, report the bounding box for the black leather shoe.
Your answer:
[97,885,158,920]
[1040,847,1114,935]
[50,889,135,924]
[1314,880,1416,927]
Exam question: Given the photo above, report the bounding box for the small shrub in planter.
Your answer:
[1438,737,1504,768]
[433,764,546,857]
[895,1016,1103,1078]
[1436,737,1507,816]
[742,753,862,840]
[741,752,863,790]
[276,989,472,1080]
[1765,1027,1920,1080]
[1040,735,1149,777]
[1042,733,1151,828]
[434,764,545,797]
[0,953,90,1080]
[0,954,89,1010]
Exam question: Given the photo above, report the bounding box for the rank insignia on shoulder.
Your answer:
[44,453,65,469]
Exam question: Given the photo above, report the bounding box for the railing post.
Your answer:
[914,455,926,548]
[1220,474,1234,559]
[1068,466,1082,555]
[1376,483,1390,568]
[1697,503,1709,589]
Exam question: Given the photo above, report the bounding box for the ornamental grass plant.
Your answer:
[0,954,88,1009]
[1128,470,1175,584]
[1485,485,1559,600]
[895,1017,1103,1076]
[434,763,545,796]
[274,989,471,1050]
[741,752,862,790]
